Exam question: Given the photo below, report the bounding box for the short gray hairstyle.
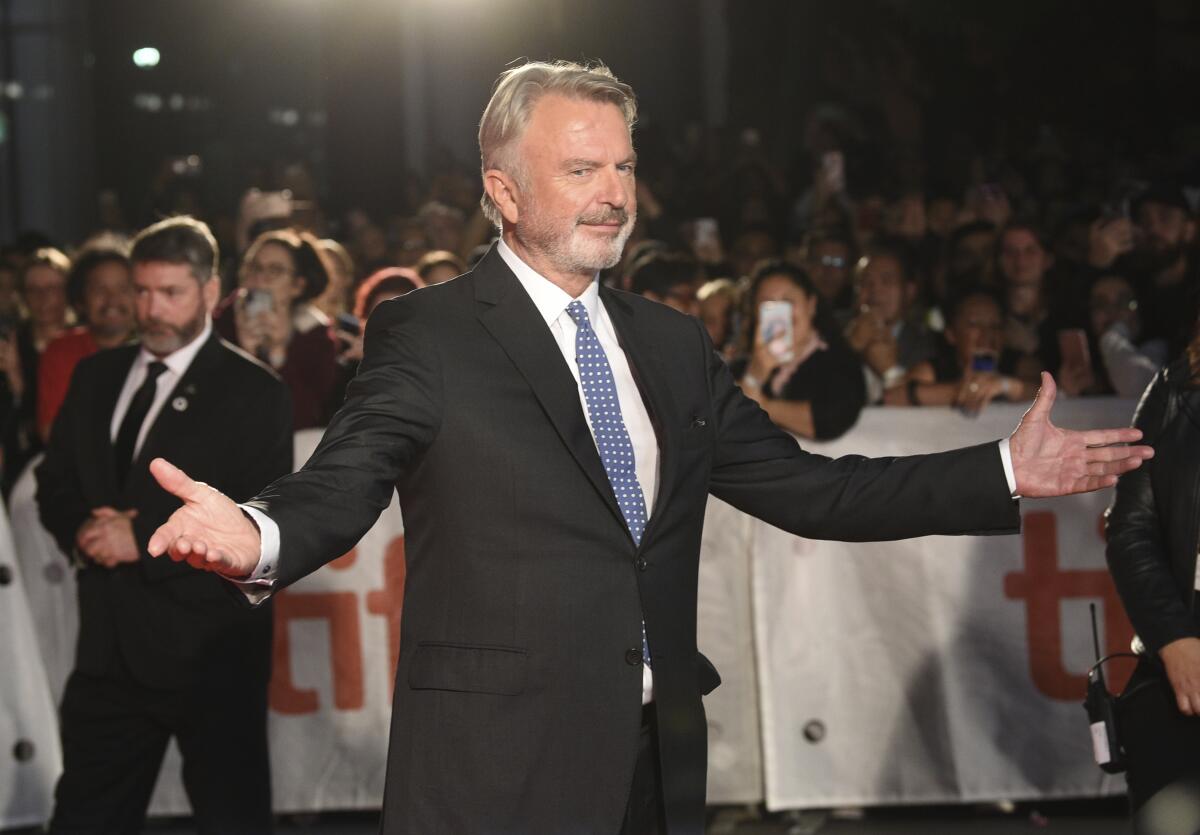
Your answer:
[478,60,637,228]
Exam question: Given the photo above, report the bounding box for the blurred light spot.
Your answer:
[132,47,160,69]
[3,82,23,100]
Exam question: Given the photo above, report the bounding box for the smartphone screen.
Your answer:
[970,352,998,373]
[242,288,275,317]
[759,301,794,363]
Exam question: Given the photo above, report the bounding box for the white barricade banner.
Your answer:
[699,400,1137,809]
[0,489,63,828]
[11,406,1143,821]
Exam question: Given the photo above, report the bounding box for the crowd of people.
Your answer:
[0,116,1196,492]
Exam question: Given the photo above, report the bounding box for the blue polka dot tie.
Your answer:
[566,300,651,666]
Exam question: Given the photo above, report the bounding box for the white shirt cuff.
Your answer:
[231,504,282,604]
[998,438,1019,498]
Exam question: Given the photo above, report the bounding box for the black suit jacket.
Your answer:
[36,334,292,689]
[248,246,1020,835]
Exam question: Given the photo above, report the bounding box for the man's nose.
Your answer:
[597,165,627,207]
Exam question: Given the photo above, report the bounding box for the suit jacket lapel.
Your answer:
[600,286,681,542]
[473,247,629,537]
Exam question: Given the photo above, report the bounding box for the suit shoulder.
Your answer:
[366,276,472,330]
[73,343,139,377]
[214,339,286,390]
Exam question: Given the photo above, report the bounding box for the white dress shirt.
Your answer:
[111,318,213,454]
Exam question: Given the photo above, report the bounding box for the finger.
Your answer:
[148,522,178,557]
[148,458,206,504]
[191,540,208,559]
[122,509,139,519]
[1025,372,1057,422]
[1080,427,1146,447]
[1087,458,1144,477]
[91,506,119,518]
[1179,693,1194,717]
[174,537,193,556]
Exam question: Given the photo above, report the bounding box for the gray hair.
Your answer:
[478,60,637,228]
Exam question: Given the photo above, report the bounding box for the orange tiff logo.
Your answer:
[1003,511,1133,700]
[268,535,407,714]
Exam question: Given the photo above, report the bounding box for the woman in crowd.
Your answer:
[415,249,466,286]
[216,228,339,430]
[0,248,72,490]
[336,266,426,368]
[1106,324,1200,818]
[733,260,865,440]
[886,286,1030,414]
[315,238,356,322]
[1057,272,1168,399]
[696,277,739,361]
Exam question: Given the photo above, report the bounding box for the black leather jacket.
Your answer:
[1106,356,1200,655]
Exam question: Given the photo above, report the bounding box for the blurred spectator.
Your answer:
[886,286,1030,414]
[1059,272,1168,398]
[1,248,73,490]
[38,244,136,439]
[733,260,864,440]
[215,229,340,429]
[696,278,738,359]
[729,227,778,281]
[997,222,1057,383]
[0,257,21,320]
[944,219,999,290]
[628,251,701,316]
[415,249,467,286]
[418,201,466,256]
[802,228,856,321]
[844,239,935,403]
[315,238,356,321]
[353,266,424,322]
[234,188,293,254]
[1126,185,1196,359]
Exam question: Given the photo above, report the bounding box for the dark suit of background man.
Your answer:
[36,216,292,834]
[145,63,1151,835]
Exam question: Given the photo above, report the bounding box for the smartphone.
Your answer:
[821,151,845,193]
[1058,328,1092,372]
[242,288,275,318]
[970,352,998,373]
[758,301,794,363]
[693,218,719,251]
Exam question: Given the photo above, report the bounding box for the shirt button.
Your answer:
[625,648,643,666]
[636,558,648,572]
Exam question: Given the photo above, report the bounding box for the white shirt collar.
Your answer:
[497,238,600,326]
[136,316,213,378]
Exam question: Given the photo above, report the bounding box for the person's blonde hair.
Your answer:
[478,60,636,228]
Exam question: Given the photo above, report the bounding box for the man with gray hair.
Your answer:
[144,62,1150,834]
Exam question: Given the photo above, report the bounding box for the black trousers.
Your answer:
[1121,656,1200,817]
[49,653,272,835]
[619,704,667,835]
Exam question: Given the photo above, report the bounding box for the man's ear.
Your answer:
[484,169,521,226]
[203,276,220,312]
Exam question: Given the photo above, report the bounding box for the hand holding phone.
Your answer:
[758,301,794,363]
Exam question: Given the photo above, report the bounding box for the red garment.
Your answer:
[37,327,99,439]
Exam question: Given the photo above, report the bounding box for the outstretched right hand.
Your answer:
[146,458,262,579]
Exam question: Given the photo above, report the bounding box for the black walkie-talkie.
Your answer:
[1083,602,1127,774]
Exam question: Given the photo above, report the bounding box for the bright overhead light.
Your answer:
[132,47,160,69]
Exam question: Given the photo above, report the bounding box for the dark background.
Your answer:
[2,0,1199,242]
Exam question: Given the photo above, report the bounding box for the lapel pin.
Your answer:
[172,396,188,412]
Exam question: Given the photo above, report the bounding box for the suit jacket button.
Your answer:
[636,558,648,572]
[625,648,643,666]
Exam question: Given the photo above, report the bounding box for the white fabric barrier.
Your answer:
[700,400,1137,809]
[7,403,1143,822]
[0,473,64,828]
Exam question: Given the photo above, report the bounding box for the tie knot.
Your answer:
[566,300,591,328]
[146,361,168,382]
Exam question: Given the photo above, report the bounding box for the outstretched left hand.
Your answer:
[1009,372,1153,497]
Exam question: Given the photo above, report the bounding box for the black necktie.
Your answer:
[114,360,168,487]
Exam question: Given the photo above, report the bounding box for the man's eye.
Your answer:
[618,164,635,174]
[570,169,590,177]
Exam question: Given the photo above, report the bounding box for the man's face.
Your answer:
[950,229,997,279]
[998,228,1051,288]
[648,281,699,316]
[23,265,69,328]
[510,95,637,275]
[134,261,216,357]
[855,255,909,325]
[807,240,851,303]
[1137,201,1193,256]
[83,260,136,341]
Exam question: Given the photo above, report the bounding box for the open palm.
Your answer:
[146,458,262,577]
[1009,372,1153,498]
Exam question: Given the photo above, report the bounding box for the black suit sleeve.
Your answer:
[245,298,442,587]
[1105,372,1194,654]
[700,319,1020,540]
[35,365,91,558]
